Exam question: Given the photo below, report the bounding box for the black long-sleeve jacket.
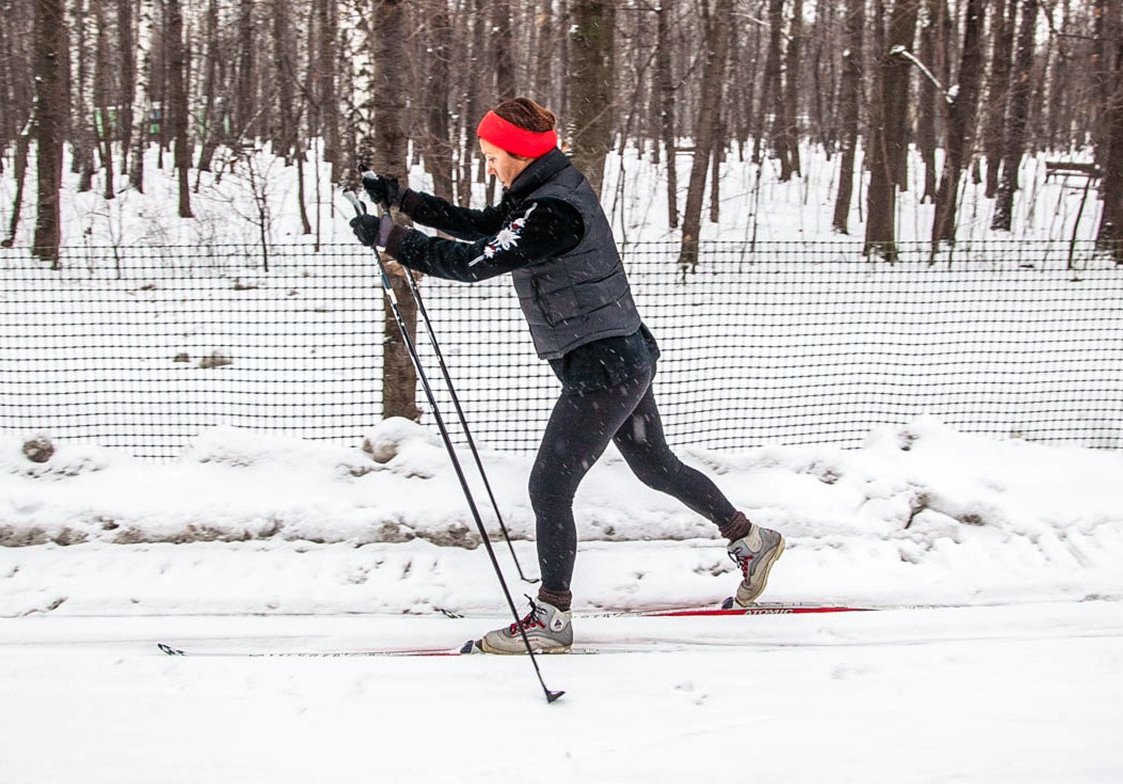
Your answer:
[383,152,658,392]
[383,164,584,282]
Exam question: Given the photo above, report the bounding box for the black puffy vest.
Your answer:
[510,163,641,359]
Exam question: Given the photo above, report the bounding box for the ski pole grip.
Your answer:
[359,171,388,217]
[343,188,395,298]
[342,189,365,217]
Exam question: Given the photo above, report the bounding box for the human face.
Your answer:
[479,138,532,189]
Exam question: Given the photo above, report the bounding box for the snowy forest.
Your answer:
[3,0,1122,438]
[3,3,1123,770]
[3,0,1122,266]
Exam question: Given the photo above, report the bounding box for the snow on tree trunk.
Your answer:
[372,0,420,423]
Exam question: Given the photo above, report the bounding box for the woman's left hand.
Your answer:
[350,214,395,248]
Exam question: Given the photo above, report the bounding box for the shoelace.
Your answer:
[728,548,754,578]
[507,596,546,635]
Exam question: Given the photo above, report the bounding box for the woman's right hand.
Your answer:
[360,171,402,210]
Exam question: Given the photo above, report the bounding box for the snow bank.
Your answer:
[1,417,1120,617]
[3,416,1120,546]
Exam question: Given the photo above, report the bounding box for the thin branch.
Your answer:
[889,45,953,104]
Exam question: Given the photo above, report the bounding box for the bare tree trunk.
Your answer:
[73,0,95,193]
[734,9,761,161]
[809,0,831,151]
[832,0,864,233]
[931,0,986,247]
[115,0,135,174]
[493,0,514,100]
[764,0,790,176]
[1092,0,1111,167]
[0,0,29,154]
[152,0,168,169]
[458,0,486,206]
[782,0,803,177]
[885,0,920,191]
[1096,36,1123,260]
[677,0,732,272]
[338,20,358,178]
[655,1,678,228]
[4,125,32,248]
[166,0,192,217]
[983,0,1014,198]
[750,1,772,165]
[93,0,114,199]
[271,0,297,160]
[992,0,1036,232]
[568,0,616,197]
[195,0,222,174]
[33,0,69,267]
[864,0,897,260]
[129,0,152,192]
[373,0,419,422]
[557,0,570,122]
[1044,0,1070,150]
[533,0,554,99]
[709,117,723,224]
[916,0,941,203]
[422,0,454,201]
[316,0,341,181]
[235,0,255,142]
[295,133,312,235]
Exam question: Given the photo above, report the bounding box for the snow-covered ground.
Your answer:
[3,602,1120,783]
[2,416,1122,782]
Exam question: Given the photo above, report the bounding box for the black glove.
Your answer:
[360,171,402,210]
[350,213,395,248]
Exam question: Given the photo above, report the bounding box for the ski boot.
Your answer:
[475,597,572,654]
[728,522,785,606]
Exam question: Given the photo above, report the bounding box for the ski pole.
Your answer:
[343,189,563,703]
[359,172,538,584]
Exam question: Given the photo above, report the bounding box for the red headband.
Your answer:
[476,111,558,159]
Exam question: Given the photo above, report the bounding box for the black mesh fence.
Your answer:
[2,239,1121,459]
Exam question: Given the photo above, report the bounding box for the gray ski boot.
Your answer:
[476,597,572,655]
[728,523,785,606]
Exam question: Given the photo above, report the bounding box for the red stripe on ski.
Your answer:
[577,602,877,618]
[644,605,871,617]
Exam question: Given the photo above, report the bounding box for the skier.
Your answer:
[351,97,784,654]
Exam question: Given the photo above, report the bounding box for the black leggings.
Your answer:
[528,364,736,592]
